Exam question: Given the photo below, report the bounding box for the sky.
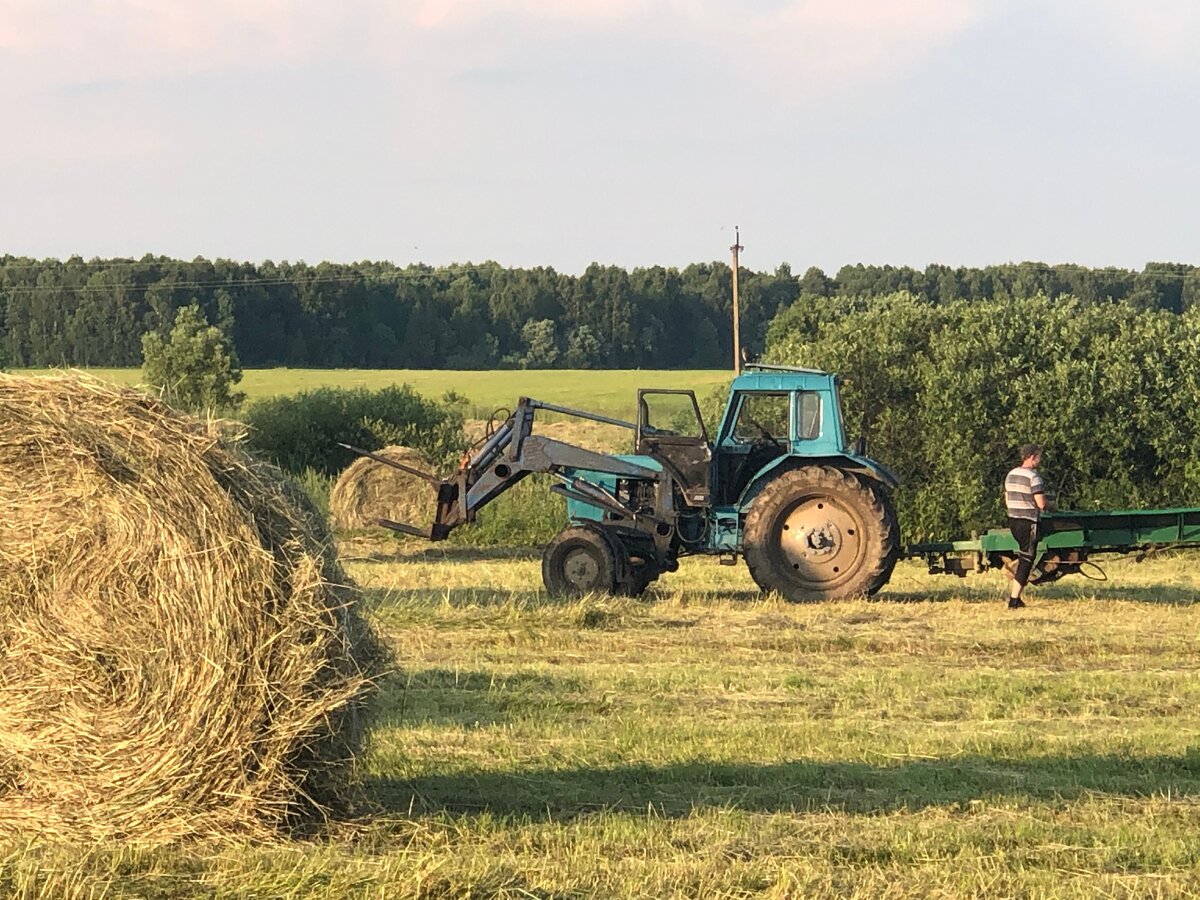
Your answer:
[1,0,1197,274]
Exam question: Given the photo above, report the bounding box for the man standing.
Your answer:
[1005,444,1049,609]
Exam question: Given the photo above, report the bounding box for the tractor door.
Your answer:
[636,389,711,507]
[714,391,794,504]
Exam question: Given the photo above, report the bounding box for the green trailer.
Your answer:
[909,507,1200,584]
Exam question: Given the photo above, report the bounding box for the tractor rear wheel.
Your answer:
[542,526,620,597]
[743,466,898,602]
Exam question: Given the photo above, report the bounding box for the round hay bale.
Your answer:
[330,445,436,531]
[0,373,386,842]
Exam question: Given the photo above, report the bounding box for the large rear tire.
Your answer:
[743,466,898,602]
[542,526,620,597]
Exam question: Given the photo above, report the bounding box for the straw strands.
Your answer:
[0,373,385,842]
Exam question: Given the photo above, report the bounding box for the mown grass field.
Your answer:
[17,368,732,418]
[9,366,1200,896]
[8,543,1200,898]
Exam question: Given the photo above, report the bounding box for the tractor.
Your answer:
[344,363,901,602]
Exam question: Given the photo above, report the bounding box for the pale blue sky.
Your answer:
[1,0,1197,273]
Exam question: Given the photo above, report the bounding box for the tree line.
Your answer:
[2,256,1198,370]
[0,257,786,370]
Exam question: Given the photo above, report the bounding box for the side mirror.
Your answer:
[852,436,867,456]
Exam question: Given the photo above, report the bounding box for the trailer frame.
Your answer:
[909,507,1200,583]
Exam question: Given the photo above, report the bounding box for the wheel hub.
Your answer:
[561,547,601,589]
[795,522,841,556]
[779,498,864,585]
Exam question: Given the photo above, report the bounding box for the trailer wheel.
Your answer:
[743,466,898,602]
[542,526,620,597]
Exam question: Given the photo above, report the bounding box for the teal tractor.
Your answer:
[344,363,901,601]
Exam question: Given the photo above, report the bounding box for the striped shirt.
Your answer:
[1005,466,1044,521]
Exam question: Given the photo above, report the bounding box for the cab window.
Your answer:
[731,393,789,442]
[640,391,705,439]
[797,391,821,440]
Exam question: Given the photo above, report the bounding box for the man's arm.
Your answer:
[1033,486,1056,512]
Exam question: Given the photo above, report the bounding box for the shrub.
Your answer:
[243,385,465,476]
[448,475,566,547]
[766,292,1200,541]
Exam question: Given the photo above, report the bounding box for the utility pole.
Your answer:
[731,226,743,374]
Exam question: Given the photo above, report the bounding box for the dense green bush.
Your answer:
[448,476,566,547]
[243,385,465,476]
[767,292,1200,541]
[699,379,734,438]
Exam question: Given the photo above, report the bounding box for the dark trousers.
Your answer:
[1008,517,1039,588]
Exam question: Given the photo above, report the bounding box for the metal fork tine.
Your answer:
[337,442,444,486]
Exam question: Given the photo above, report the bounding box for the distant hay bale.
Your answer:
[0,373,386,842]
[330,446,435,531]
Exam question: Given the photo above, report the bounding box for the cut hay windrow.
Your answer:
[0,373,385,842]
[330,445,434,531]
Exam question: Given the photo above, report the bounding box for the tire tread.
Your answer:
[743,465,898,602]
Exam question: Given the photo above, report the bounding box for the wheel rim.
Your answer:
[775,495,867,591]
[560,545,602,591]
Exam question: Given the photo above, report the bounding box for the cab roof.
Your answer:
[731,363,837,392]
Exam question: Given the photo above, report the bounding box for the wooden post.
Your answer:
[731,226,743,374]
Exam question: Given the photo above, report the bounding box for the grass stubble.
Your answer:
[11,542,1198,897]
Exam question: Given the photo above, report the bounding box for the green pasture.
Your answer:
[10,547,1200,897]
[17,368,731,419]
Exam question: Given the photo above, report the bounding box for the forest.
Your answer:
[2,256,1198,370]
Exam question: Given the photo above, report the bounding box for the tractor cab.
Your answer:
[713,365,855,505]
[632,364,893,514]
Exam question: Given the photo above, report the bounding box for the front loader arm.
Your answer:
[341,397,660,541]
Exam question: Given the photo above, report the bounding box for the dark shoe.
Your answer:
[1008,598,1026,609]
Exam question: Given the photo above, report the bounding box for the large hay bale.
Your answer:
[0,373,385,842]
[330,445,435,531]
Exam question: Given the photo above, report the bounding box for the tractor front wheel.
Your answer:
[743,466,898,602]
[542,526,620,597]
